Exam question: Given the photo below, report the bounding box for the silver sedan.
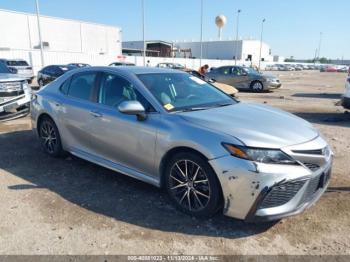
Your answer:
[31,67,332,222]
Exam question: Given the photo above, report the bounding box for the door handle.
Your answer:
[54,102,61,107]
[90,110,103,118]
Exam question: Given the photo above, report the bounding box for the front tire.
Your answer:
[38,117,63,157]
[250,81,264,92]
[165,152,222,218]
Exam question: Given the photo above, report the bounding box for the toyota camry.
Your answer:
[31,67,332,222]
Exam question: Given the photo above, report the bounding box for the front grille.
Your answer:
[0,81,23,92]
[301,175,321,203]
[258,180,306,209]
[303,162,320,171]
[0,90,24,98]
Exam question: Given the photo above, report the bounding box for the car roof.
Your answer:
[84,66,184,75]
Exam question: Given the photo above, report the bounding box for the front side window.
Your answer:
[137,73,235,112]
[68,73,97,101]
[98,73,154,112]
[232,67,245,76]
[218,67,231,75]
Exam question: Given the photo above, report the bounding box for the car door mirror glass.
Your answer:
[118,100,147,121]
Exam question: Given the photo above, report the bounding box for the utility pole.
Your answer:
[199,0,203,67]
[35,0,44,68]
[258,18,266,71]
[142,0,146,66]
[317,32,322,59]
[234,9,241,65]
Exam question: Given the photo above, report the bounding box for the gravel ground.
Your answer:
[0,71,349,255]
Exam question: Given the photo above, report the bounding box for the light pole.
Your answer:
[35,0,44,68]
[258,18,266,71]
[199,0,204,67]
[317,32,322,60]
[234,9,241,65]
[142,0,146,66]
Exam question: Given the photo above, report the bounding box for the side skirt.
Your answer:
[70,147,160,187]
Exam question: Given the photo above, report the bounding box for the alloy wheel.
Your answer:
[252,81,263,91]
[40,121,58,154]
[169,159,211,212]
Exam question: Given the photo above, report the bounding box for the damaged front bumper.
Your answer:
[209,136,332,222]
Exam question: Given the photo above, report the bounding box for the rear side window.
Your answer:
[7,60,29,66]
[68,73,97,101]
[60,78,70,95]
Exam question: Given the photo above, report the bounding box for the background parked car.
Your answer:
[156,63,185,69]
[206,65,281,92]
[337,66,348,73]
[0,59,34,83]
[265,65,279,71]
[109,62,136,66]
[341,77,350,110]
[183,69,239,97]
[37,65,77,88]
[68,63,91,68]
[0,62,31,120]
[321,65,337,72]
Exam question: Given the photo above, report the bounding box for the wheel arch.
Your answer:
[36,112,55,136]
[159,146,223,198]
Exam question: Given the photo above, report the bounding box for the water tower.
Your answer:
[215,15,227,40]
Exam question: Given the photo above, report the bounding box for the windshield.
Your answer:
[137,73,236,112]
[0,63,11,73]
[6,60,29,66]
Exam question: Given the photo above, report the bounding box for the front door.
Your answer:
[88,72,160,177]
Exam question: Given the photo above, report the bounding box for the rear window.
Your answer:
[6,60,29,66]
[68,73,97,101]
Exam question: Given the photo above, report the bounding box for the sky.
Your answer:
[0,0,348,59]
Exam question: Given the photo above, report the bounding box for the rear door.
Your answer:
[58,71,99,154]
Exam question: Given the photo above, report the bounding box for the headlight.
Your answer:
[222,143,297,165]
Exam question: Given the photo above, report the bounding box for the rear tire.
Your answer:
[165,152,222,218]
[38,117,63,157]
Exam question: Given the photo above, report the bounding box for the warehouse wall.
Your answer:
[0,9,122,54]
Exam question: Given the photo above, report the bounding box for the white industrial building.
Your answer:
[172,40,273,64]
[123,39,273,65]
[0,9,122,72]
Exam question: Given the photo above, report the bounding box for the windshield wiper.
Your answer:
[174,107,211,112]
[214,102,232,107]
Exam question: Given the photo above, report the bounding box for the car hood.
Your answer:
[0,73,25,82]
[262,73,278,80]
[178,102,318,148]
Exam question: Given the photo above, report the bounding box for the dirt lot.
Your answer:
[0,71,349,255]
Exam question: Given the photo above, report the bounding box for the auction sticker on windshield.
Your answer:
[163,103,174,110]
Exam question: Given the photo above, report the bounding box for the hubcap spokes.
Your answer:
[170,160,210,211]
[253,82,262,90]
[40,122,57,153]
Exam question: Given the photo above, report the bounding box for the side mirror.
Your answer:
[118,100,147,121]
